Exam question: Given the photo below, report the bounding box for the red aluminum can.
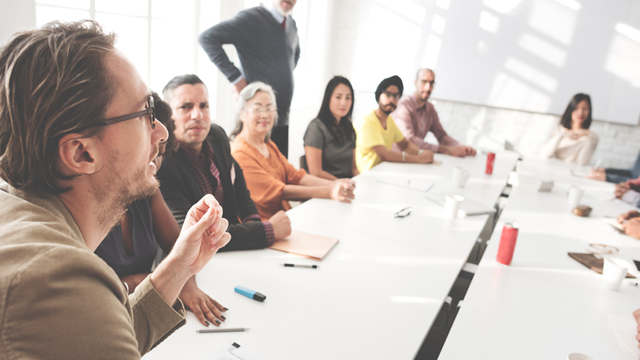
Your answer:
[496,223,518,265]
[485,152,496,175]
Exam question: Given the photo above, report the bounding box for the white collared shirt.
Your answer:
[264,2,286,25]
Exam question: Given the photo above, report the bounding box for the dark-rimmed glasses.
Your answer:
[87,95,155,129]
[383,91,401,100]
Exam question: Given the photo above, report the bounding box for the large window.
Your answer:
[35,0,220,115]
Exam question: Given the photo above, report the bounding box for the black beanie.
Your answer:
[375,75,404,102]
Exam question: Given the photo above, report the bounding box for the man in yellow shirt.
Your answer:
[356,75,434,172]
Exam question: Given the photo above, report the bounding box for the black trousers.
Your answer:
[271,125,289,159]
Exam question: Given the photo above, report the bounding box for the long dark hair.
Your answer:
[560,93,592,130]
[315,76,355,145]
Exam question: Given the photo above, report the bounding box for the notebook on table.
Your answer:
[568,252,635,278]
[269,230,339,261]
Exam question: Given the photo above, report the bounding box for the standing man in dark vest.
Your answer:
[199,0,299,158]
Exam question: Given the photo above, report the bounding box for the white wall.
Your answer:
[305,0,640,169]
[322,0,640,125]
[0,0,35,44]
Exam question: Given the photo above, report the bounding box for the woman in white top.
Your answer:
[541,93,598,165]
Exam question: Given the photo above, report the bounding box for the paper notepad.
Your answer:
[269,230,339,261]
[603,217,625,233]
[568,253,635,278]
[571,169,590,178]
[608,315,640,359]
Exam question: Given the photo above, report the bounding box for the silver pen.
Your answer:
[197,328,249,334]
[593,158,602,171]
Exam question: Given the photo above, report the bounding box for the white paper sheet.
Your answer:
[608,315,640,360]
[375,177,434,192]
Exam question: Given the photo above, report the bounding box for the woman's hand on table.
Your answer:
[180,277,227,326]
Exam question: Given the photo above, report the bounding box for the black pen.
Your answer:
[282,263,319,269]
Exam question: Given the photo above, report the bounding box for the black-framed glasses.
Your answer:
[88,95,155,129]
[384,91,401,100]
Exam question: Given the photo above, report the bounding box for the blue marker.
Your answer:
[234,286,266,302]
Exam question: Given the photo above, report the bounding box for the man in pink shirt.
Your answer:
[392,68,476,157]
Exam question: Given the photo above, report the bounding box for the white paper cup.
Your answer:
[445,194,464,219]
[452,167,470,188]
[602,258,630,291]
[567,353,598,360]
[568,186,584,208]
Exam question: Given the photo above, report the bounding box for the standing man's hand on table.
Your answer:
[180,276,227,326]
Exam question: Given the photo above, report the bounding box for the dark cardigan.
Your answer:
[157,124,268,251]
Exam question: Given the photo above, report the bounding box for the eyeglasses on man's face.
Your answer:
[87,95,156,129]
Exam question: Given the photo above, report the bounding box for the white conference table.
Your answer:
[290,152,519,260]
[439,158,640,360]
[146,152,517,360]
[367,151,516,210]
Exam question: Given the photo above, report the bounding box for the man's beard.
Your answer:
[91,148,159,233]
[380,103,396,115]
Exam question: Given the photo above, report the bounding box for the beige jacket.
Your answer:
[0,184,186,359]
[540,125,599,166]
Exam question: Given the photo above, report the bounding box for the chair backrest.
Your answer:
[300,155,308,172]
